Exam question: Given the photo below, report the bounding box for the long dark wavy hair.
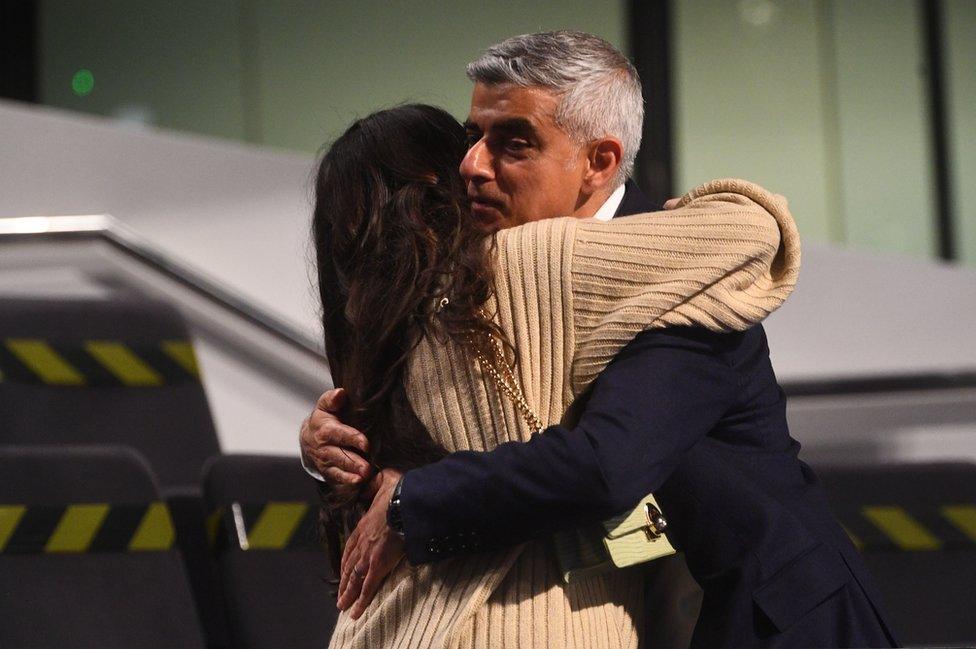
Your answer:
[312,104,503,513]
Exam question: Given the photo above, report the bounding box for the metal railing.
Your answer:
[0,215,323,363]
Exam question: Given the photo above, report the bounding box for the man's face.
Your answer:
[461,82,588,231]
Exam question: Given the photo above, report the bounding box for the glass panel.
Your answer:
[828,0,935,257]
[673,0,835,242]
[673,0,938,259]
[944,0,976,264]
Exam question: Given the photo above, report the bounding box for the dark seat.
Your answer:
[0,445,207,648]
[0,294,228,645]
[0,295,219,491]
[203,454,338,649]
[819,462,976,646]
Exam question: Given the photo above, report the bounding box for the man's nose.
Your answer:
[459,140,493,183]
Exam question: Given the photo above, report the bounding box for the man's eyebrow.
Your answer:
[464,117,536,135]
[491,117,536,135]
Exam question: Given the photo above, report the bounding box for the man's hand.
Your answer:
[300,388,374,485]
[337,469,405,619]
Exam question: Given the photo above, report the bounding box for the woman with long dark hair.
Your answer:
[313,104,799,648]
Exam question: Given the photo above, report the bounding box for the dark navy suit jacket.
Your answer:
[398,182,897,648]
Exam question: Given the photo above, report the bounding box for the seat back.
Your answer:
[203,454,338,649]
[819,462,976,646]
[0,445,206,648]
[0,295,219,491]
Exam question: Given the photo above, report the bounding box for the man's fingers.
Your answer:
[338,561,360,609]
[338,553,360,606]
[350,558,389,619]
[339,561,368,611]
[315,445,372,478]
[312,416,370,454]
[337,553,351,603]
[341,528,359,571]
[337,561,350,604]
[338,531,360,601]
[663,197,681,210]
[322,466,364,486]
[317,387,347,413]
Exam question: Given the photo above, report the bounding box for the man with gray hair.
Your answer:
[303,30,896,648]
[460,29,645,232]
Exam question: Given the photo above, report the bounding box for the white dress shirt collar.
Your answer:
[592,183,627,222]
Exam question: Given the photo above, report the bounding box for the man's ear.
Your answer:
[582,137,623,193]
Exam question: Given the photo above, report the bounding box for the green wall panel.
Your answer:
[39,0,247,141]
[245,0,624,151]
[829,0,935,258]
[673,0,945,262]
[672,0,834,244]
[945,0,976,264]
[39,0,624,152]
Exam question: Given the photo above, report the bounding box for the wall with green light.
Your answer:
[39,0,625,151]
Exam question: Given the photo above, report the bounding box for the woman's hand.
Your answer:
[337,468,405,619]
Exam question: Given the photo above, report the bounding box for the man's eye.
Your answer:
[465,133,481,147]
[505,139,530,152]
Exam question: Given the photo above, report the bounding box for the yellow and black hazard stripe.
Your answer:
[837,503,976,552]
[0,502,176,553]
[207,501,976,555]
[0,339,200,386]
[208,501,327,553]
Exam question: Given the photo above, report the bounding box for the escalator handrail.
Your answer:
[0,214,325,362]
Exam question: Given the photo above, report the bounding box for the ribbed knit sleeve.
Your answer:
[568,178,800,394]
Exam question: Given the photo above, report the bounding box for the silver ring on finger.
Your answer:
[353,564,367,580]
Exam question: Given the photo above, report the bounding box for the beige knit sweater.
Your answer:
[329,179,801,649]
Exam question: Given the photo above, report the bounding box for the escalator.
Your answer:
[0,215,330,458]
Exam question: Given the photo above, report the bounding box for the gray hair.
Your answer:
[466,30,643,187]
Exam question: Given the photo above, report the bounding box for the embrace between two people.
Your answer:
[301,30,896,649]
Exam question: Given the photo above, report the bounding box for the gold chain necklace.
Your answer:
[466,320,544,435]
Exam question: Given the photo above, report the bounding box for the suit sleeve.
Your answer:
[399,328,737,565]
